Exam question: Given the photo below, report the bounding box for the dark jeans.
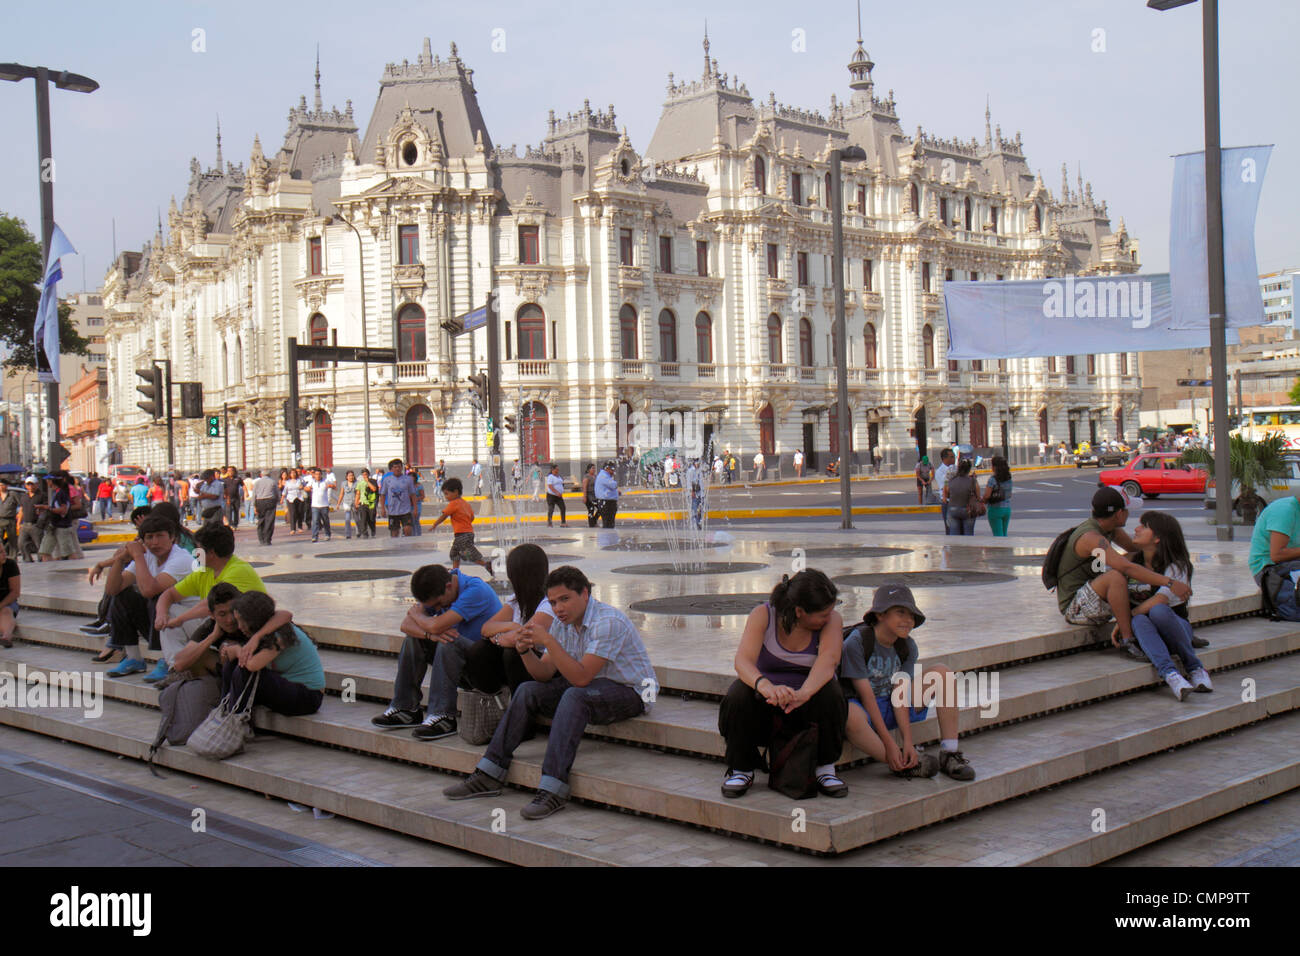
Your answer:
[584,498,599,527]
[545,493,566,525]
[222,660,323,718]
[477,676,644,797]
[464,641,533,696]
[289,499,308,531]
[599,498,618,528]
[107,587,157,650]
[311,506,332,540]
[390,635,440,712]
[946,508,976,535]
[940,501,951,535]
[255,498,277,545]
[717,678,847,772]
[356,504,375,537]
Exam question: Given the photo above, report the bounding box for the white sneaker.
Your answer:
[1189,668,1213,692]
[1165,671,1193,701]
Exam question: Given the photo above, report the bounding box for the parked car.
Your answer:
[1075,445,1133,468]
[1098,452,1208,499]
[1204,454,1300,512]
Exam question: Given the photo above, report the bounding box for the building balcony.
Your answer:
[765,277,790,301]
[922,292,942,311]
[397,361,429,381]
[302,368,331,387]
[922,368,943,383]
[617,359,650,378]
[617,265,645,292]
[697,363,716,379]
[765,363,794,381]
[658,362,680,377]
[799,366,818,382]
[394,263,425,292]
[860,291,883,312]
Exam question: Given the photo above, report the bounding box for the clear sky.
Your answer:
[1,0,1295,290]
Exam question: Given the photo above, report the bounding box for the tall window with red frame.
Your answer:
[1066,355,1076,374]
[856,185,866,211]
[864,323,877,368]
[398,225,419,265]
[755,155,766,195]
[797,252,809,286]
[923,325,935,368]
[516,305,546,360]
[863,258,873,291]
[767,314,783,364]
[766,243,779,278]
[658,236,673,273]
[397,305,426,362]
[619,228,633,266]
[791,171,803,206]
[308,237,323,276]
[799,317,813,367]
[695,312,712,363]
[922,262,932,292]
[518,225,539,264]
[696,240,708,277]
[619,305,638,359]
[658,310,678,362]
[309,313,328,368]
[1087,353,1097,375]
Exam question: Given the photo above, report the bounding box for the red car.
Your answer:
[1098,453,1207,500]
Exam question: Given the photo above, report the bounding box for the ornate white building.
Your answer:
[104,34,1142,474]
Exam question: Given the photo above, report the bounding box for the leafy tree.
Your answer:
[1179,432,1289,522]
[0,212,89,371]
[1288,376,1300,406]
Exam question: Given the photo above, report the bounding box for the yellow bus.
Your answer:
[1230,406,1300,451]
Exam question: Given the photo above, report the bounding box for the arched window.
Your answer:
[767,314,783,364]
[695,312,713,364]
[864,322,877,369]
[221,340,229,389]
[398,304,427,362]
[234,336,243,384]
[970,403,988,449]
[755,155,766,195]
[909,183,919,215]
[309,313,328,368]
[313,410,333,468]
[521,401,550,464]
[658,309,678,363]
[824,172,832,207]
[759,404,775,455]
[964,197,973,230]
[799,317,814,367]
[404,404,436,467]
[517,304,545,360]
[1031,203,1042,233]
[619,304,638,360]
[922,324,935,368]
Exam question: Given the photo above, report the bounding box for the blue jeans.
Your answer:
[477,677,644,797]
[310,506,331,540]
[412,499,423,535]
[341,508,355,538]
[940,501,951,535]
[1132,604,1203,679]
[946,507,976,535]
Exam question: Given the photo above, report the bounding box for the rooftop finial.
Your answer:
[421,37,432,66]
[847,2,874,93]
[857,0,862,42]
[984,96,991,149]
[703,20,711,77]
[314,44,322,112]
[215,115,223,171]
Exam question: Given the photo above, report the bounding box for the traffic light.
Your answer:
[180,382,204,418]
[503,414,517,433]
[282,399,311,431]
[206,415,221,438]
[467,372,489,410]
[135,365,163,420]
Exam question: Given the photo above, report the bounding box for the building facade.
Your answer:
[103,34,1141,475]
[62,366,109,473]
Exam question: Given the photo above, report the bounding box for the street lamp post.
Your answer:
[1147,0,1231,540]
[340,216,373,472]
[830,145,867,529]
[0,63,98,475]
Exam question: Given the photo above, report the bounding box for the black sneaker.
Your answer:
[939,749,976,781]
[412,715,457,740]
[81,622,111,636]
[520,790,567,820]
[444,770,503,800]
[371,707,424,729]
[1191,634,1210,648]
[721,769,755,798]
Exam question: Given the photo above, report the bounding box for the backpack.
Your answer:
[767,719,818,799]
[987,476,1006,505]
[1259,559,1300,622]
[147,670,221,776]
[1042,525,1093,591]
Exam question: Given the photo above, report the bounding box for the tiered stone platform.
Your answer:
[2,528,1296,865]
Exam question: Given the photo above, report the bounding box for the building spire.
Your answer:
[857,0,862,41]
[984,96,992,150]
[314,44,322,113]
[703,21,711,78]
[847,0,874,94]
[215,115,223,171]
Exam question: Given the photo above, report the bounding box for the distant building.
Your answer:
[62,366,109,473]
[104,33,1142,472]
[1260,268,1299,328]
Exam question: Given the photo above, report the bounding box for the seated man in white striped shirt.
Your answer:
[444,565,656,820]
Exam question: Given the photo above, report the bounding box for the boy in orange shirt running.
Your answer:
[431,478,494,576]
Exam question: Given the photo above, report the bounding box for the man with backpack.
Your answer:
[1248,487,1300,620]
[1047,488,1192,646]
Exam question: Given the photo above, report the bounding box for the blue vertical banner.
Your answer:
[33,223,77,384]
[1169,145,1273,329]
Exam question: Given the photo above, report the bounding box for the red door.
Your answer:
[405,405,436,467]
[313,411,333,468]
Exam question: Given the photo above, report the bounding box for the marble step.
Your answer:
[0,698,821,867]
[16,587,1263,697]
[831,711,1300,866]
[3,639,1298,854]
[17,610,1300,761]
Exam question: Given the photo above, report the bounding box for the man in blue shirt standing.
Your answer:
[377,457,414,537]
[594,460,620,528]
[372,564,502,733]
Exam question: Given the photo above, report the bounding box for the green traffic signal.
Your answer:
[207,415,221,438]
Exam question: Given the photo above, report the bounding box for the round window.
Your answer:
[402,142,418,166]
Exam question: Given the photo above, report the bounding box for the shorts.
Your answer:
[449,532,484,564]
[0,603,18,619]
[1064,579,1114,626]
[849,692,930,730]
[388,512,413,533]
[38,526,80,559]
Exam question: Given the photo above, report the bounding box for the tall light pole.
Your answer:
[830,145,868,529]
[340,216,373,472]
[0,63,99,474]
[1147,0,1231,540]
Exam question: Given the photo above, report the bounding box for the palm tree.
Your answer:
[1179,432,1289,523]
